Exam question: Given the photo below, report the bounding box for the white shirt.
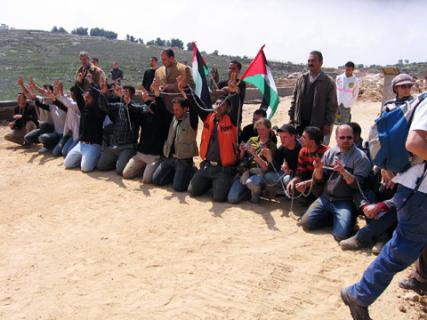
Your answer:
[35,96,52,123]
[58,95,80,141]
[336,73,360,108]
[393,99,427,193]
[50,104,66,134]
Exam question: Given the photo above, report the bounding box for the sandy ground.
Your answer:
[0,98,421,320]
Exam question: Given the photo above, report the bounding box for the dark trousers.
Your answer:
[152,157,195,192]
[356,210,397,245]
[188,161,235,202]
[97,145,136,175]
[39,132,62,150]
[24,122,53,144]
[52,135,70,157]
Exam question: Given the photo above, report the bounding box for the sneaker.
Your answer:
[340,235,365,251]
[372,235,388,255]
[399,277,427,296]
[340,287,372,320]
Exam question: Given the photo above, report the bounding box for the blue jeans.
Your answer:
[246,175,265,203]
[64,142,102,172]
[264,171,292,194]
[300,194,357,241]
[356,210,397,245]
[52,135,68,157]
[39,132,62,150]
[62,138,78,157]
[228,178,251,203]
[347,185,427,306]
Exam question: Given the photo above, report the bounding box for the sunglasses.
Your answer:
[339,136,353,140]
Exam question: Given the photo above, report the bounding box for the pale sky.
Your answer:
[1,0,425,67]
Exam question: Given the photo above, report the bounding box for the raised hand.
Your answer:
[17,76,25,87]
[28,75,36,89]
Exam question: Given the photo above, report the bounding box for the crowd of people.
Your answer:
[4,48,427,320]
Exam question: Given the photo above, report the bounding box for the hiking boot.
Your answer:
[340,235,364,251]
[340,287,372,320]
[372,235,389,255]
[399,277,427,296]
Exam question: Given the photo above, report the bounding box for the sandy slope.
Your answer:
[0,98,420,319]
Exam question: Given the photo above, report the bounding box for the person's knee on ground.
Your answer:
[96,156,115,172]
[81,161,97,173]
[246,175,263,202]
[227,181,244,204]
[187,172,210,197]
[122,157,144,180]
[4,131,23,145]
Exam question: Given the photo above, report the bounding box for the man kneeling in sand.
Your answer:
[299,124,371,241]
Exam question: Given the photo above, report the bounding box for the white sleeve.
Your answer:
[410,100,427,132]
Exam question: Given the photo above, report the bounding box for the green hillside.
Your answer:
[0,29,306,100]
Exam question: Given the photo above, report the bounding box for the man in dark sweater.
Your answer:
[263,124,301,197]
[109,62,124,85]
[64,75,106,172]
[96,84,139,175]
[122,78,172,183]
[300,124,371,241]
[142,57,158,92]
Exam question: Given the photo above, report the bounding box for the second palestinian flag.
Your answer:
[192,42,211,107]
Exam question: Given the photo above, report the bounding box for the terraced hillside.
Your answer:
[0,29,305,100]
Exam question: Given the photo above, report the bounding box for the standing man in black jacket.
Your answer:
[142,57,158,92]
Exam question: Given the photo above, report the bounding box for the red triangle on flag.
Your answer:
[241,45,267,80]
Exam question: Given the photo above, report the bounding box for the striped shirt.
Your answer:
[295,145,328,180]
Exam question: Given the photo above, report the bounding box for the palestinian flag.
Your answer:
[192,42,211,107]
[241,45,279,119]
